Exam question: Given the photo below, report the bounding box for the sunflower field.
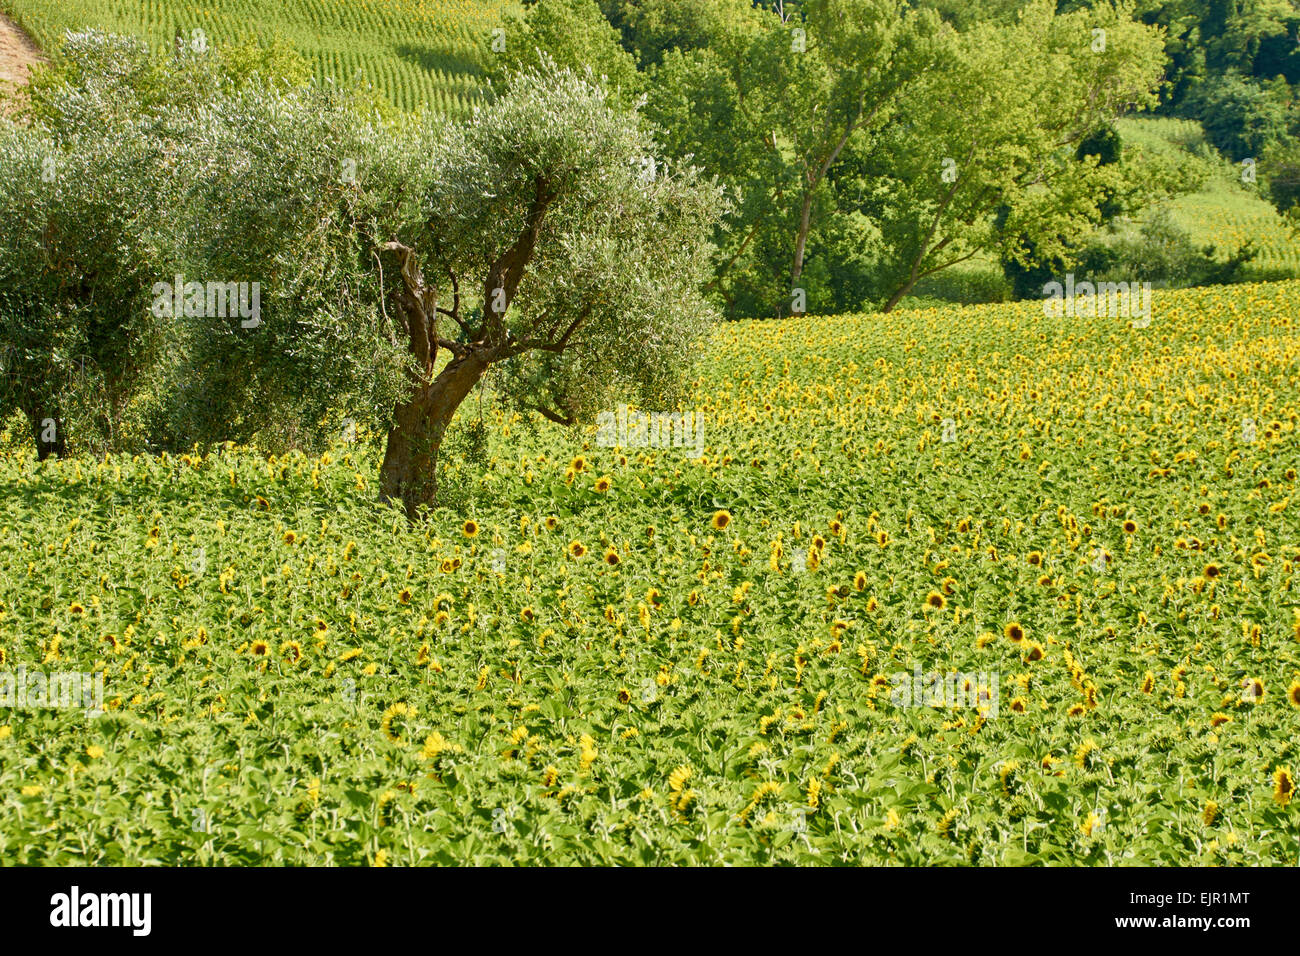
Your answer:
[1,280,1298,865]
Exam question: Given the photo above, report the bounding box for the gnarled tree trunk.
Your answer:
[378,352,488,520]
[376,175,558,519]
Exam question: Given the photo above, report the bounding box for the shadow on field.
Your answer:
[393,43,484,80]
[0,463,402,529]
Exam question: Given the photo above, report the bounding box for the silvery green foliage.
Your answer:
[150,83,418,452]
[160,59,723,455]
[0,30,313,455]
[4,35,723,464]
[0,92,171,455]
[22,31,157,136]
[422,62,726,424]
[26,28,305,138]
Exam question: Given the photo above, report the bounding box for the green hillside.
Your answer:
[1118,116,1300,278]
[6,2,1300,281]
[1,0,516,113]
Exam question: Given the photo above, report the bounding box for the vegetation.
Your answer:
[3,280,1298,864]
[7,0,1300,316]
[2,34,722,495]
[2,0,1300,869]
[1,0,514,113]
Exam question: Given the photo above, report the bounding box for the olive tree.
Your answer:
[169,63,724,518]
[0,99,166,457]
[0,30,308,457]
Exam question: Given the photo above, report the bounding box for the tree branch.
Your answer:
[482,174,557,346]
[525,402,576,426]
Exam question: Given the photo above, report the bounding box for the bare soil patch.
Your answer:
[0,11,43,107]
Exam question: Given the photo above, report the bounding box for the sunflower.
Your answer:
[1288,680,1300,709]
[250,640,269,656]
[1274,768,1294,807]
[1122,520,1137,534]
[570,456,587,473]
[1242,677,1264,702]
[283,530,297,545]
[69,603,85,615]
[544,515,558,530]
[853,571,867,591]
[568,540,587,559]
[1203,563,1221,579]
[924,590,946,610]
[603,547,621,566]
[1026,551,1043,566]
[998,760,1020,797]
[1202,801,1219,826]
[1003,622,1025,643]
[380,702,414,743]
[617,687,631,704]
[593,475,612,493]
[462,519,479,538]
[711,510,732,530]
[398,588,411,605]
[1023,641,1045,663]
